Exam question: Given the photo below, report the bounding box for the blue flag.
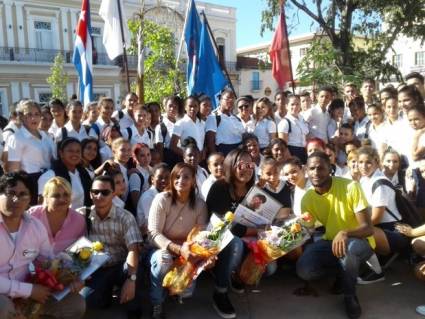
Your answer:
[192,17,229,108]
[184,0,202,94]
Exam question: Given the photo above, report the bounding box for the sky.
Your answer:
[206,0,316,49]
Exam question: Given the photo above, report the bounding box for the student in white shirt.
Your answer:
[155,96,179,166]
[121,106,152,148]
[398,84,425,117]
[365,104,387,154]
[348,96,370,140]
[408,105,425,165]
[304,86,332,142]
[81,138,101,178]
[81,101,99,127]
[325,142,348,177]
[327,99,345,142]
[89,97,116,140]
[182,141,208,192]
[129,143,152,211]
[299,90,313,119]
[237,96,255,133]
[198,95,212,122]
[274,91,287,125]
[136,163,170,235]
[146,101,161,143]
[55,100,89,143]
[170,96,205,157]
[252,97,277,149]
[201,152,224,200]
[381,149,405,190]
[110,169,127,209]
[360,78,378,107]
[383,95,406,154]
[242,133,262,178]
[7,100,55,204]
[278,95,309,163]
[48,98,67,137]
[39,106,54,134]
[358,146,410,256]
[343,149,361,181]
[112,92,138,129]
[205,89,245,156]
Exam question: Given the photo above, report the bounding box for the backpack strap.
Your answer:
[91,123,100,137]
[126,127,133,141]
[371,178,401,221]
[118,110,124,120]
[3,127,14,134]
[61,127,68,140]
[364,121,371,139]
[215,114,221,127]
[83,124,91,135]
[285,118,292,134]
[160,122,168,142]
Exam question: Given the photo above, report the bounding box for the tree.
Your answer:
[128,18,185,104]
[261,0,425,87]
[47,53,68,102]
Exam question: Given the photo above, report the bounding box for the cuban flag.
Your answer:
[73,0,93,107]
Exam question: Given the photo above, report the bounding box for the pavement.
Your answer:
[84,259,425,319]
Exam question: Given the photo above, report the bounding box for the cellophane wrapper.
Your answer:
[239,214,313,285]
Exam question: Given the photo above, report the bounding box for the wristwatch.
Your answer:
[128,274,137,282]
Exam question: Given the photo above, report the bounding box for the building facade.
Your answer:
[0,0,237,115]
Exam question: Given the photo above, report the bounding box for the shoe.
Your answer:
[329,278,343,295]
[213,291,236,319]
[151,304,165,319]
[344,295,362,319]
[230,276,245,294]
[416,305,425,316]
[127,309,142,319]
[357,270,385,285]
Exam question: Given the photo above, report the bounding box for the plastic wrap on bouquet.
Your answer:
[163,212,235,295]
[239,213,314,285]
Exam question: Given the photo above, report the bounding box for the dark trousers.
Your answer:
[217,143,241,157]
[288,145,307,164]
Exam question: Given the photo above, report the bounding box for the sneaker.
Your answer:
[357,271,385,285]
[344,295,362,319]
[151,304,165,319]
[416,305,425,316]
[230,276,245,294]
[213,291,236,319]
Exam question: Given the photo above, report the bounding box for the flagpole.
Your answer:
[281,4,295,94]
[201,11,237,98]
[116,0,130,92]
[176,0,191,69]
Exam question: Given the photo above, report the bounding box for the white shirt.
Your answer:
[239,115,255,133]
[117,162,129,201]
[253,118,276,148]
[354,116,370,140]
[99,145,113,163]
[7,127,55,173]
[121,124,152,148]
[3,122,18,147]
[274,111,285,126]
[172,115,205,151]
[112,108,134,129]
[129,166,151,194]
[278,114,309,147]
[54,121,89,143]
[292,180,312,216]
[360,169,401,223]
[367,123,387,150]
[384,117,409,155]
[154,116,175,148]
[38,169,85,210]
[136,186,159,226]
[205,112,245,145]
[304,105,330,142]
[201,175,217,200]
[196,166,209,193]
[48,120,62,137]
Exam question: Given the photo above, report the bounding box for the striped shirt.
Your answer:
[88,204,143,266]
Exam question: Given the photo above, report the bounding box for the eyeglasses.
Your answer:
[2,191,31,201]
[237,162,255,170]
[238,104,250,109]
[90,189,113,196]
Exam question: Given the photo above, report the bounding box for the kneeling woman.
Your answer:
[358,146,410,256]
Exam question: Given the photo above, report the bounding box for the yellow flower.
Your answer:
[215,221,225,229]
[224,212,234,223]
[79,247,92,261]
[92,241,104,252]
[290,223,302,233]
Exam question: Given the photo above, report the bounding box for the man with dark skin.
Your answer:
[296,152,375,319]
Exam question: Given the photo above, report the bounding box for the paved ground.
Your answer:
[84,259,425,319]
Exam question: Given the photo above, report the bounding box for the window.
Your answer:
[392,54,402,68]
[251,71,261,91]
[39,93,52,103]
[299,47,308,57]
[34,21,53,50]
[92,26,104,54]
[216,37,225,66]
[415,51,425,66]
[93,93,106,101]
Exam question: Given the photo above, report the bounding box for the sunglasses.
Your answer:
[237,162,255,170]
[238,104,250,109]
[90,189,113,196]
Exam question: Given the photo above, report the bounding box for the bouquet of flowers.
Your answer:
[239,213,314,285]
[163,212,234,295]
[14,241,104,319]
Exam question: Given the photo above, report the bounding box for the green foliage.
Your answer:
[128,18,185,104]
[46,53,68,102]
[261,0,425,88]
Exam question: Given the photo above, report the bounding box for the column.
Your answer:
[60,8,69,51]
[21,82,30,98]
[4,1,15,47]
[11,82,20,103]
[114,83,121,108]
[15,2,25,48]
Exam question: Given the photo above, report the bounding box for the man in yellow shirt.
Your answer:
[297,152,374,319]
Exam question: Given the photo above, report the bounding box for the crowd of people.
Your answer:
[1,71,425,319]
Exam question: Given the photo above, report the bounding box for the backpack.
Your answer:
[160,122,168,142]
[363,121,372,139]
[372,178,423,227]
[125,170,145,216]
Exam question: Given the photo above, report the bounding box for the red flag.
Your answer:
[269,6,293,90]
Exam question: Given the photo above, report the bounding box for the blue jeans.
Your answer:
[296,238,373,296]
[84,262,142,313]
[149,237,244,305]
